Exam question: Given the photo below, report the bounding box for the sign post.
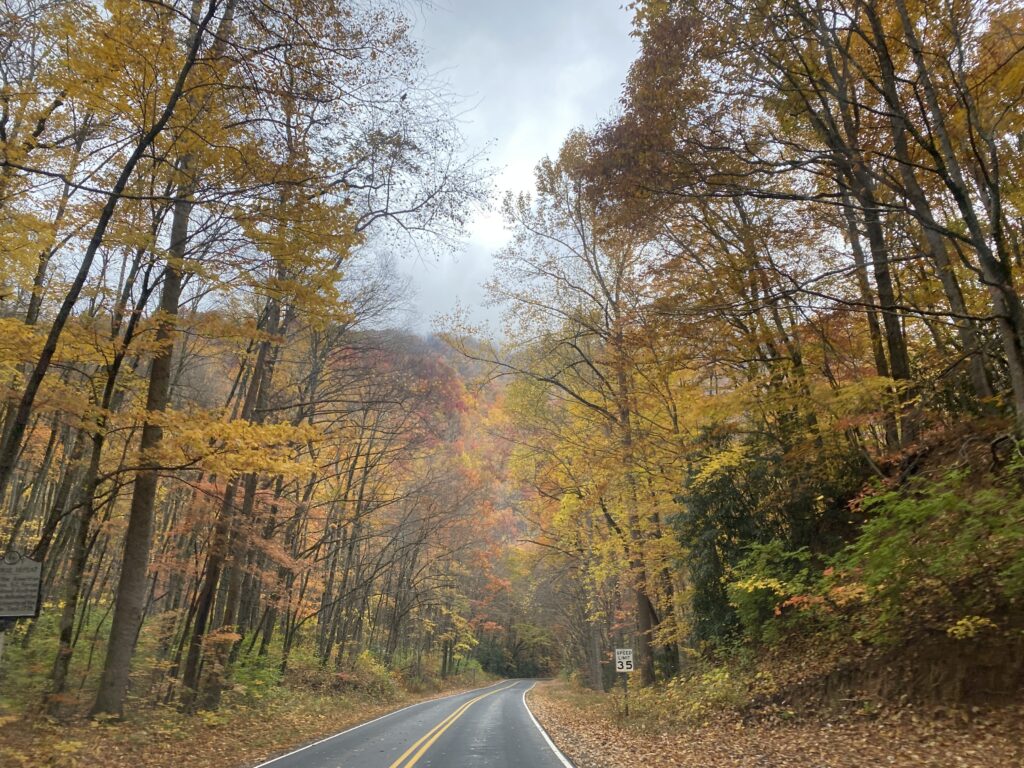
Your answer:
[614,648,635,716]
[0,551,43,668]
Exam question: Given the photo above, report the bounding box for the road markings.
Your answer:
[387,683,515,768]
[250,680,507,768]
[523,682,575,768]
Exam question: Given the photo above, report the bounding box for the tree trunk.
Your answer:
[863,4,993,403]
[91,187,190,718]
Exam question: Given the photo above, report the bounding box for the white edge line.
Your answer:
[250,679,508,768]
[523,682,575,768]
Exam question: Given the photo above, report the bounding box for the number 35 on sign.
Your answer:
[614,648,634,672]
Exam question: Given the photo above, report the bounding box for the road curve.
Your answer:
[251,680,572,768]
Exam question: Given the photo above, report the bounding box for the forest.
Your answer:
[1,0,1023,766]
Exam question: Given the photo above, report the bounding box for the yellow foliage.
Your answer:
[946,616,999,640]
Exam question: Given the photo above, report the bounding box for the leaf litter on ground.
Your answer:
[528,681,1024,768]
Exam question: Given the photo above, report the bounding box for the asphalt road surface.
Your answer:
[252,680,572,768]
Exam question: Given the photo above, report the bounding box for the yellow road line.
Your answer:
[387,684,514,768]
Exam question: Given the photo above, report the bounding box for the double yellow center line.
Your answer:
[386,684,515,768]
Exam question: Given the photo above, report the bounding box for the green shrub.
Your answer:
[727,541,815,643]
[676,427,868,649]
[724,458,1024,650]
[230,651,284,703]
[832,466,1024,644]
[335,650,397,699]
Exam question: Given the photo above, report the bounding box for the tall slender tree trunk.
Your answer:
[863,5,993,403]
[612,325,656,686]
[181,290,280,710]
[45,259,152,710]
[47,501,92,708]
[91,185,190,718]
[852,175,917,446]
[180,477,238,710]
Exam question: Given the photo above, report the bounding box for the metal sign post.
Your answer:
[0,618,11,669]
[0,551,43,669]
[614,648,635,717]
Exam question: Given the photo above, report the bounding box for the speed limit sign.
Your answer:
[614,648,634,672]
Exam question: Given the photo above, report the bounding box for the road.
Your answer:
[252,680,572,768]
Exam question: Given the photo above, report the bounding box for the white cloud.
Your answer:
[396,0,638,333]
[466,208,509,252]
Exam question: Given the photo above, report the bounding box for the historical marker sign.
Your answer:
[0,551,42,619]
[614,647,634,673]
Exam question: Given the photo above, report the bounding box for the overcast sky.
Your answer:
[395,1,639,334]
